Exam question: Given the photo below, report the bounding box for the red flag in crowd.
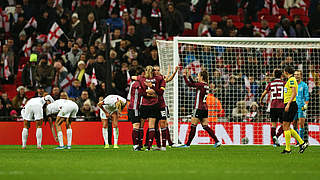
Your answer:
[205,0,212,15]
[108,0,116,15]
[0,8,10,32]
[60,73,74,92]
[22,37,33,57]
[201,25,211,37]
[53,0,63,8]
[24,17,37,29]
[85,68,98,87]
[47,22,64,46]
[36,34,48,43]
[92,21,97,33]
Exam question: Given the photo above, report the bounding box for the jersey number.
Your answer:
[271,86,283,100]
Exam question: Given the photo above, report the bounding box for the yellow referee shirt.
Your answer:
[284,76,298,104]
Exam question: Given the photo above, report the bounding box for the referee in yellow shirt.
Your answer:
[282,66,308,154]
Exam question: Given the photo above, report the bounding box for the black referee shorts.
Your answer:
[282,102,298,122]
[270,108,284,122]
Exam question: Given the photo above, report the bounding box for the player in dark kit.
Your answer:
[180,68,221,148]
[136,66,165,151]
[127,67,144,151]
[260,69,285,147]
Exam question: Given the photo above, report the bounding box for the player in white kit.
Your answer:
[21,95,54,149]
[46,99,79,149]
[97,95,127,149]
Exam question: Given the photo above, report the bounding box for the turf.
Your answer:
[0,145,319,180]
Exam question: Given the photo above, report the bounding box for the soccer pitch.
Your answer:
[0,145,319,180]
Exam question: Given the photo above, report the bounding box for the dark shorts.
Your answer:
[192,109,208,120]
[283,102,298,122]
[270,108,284,122]
[140,104,160,119]
[159,107,170,120]
[128,109,140,124]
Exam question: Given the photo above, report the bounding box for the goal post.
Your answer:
[157,37,320,145]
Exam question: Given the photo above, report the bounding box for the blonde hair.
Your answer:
[145,66,153,79]
[115,100,126,112]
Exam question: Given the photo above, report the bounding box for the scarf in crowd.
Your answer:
[76,69,86,82]
[151,8,162,33]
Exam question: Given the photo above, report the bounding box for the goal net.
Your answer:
[157,37,320,145]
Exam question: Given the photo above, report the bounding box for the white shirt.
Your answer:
[25,97,46,108]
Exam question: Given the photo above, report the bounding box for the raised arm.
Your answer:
[166,66,179,83]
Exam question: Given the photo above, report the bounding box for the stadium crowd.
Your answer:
[0,0,320,122]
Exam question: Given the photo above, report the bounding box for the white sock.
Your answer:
[113,127,119,145]
[102,128,109,145]
[67,129,72,146]
[36,128,42,147]
[58,131,64,147]
[22,128,28,147]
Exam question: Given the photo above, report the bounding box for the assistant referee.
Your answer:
[282,66,308,154]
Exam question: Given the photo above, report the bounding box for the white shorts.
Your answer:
[57,103,79,118]
[23,104,43,121]
[99,105,117,119]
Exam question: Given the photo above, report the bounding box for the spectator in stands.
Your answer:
[122,11,135,35]
[215,27,225,37]
[125,25,143,50]
[123,46,138,64]
[70,13,84,40]
[223,18,238,37]
[239,22,254,37]
[53,61,68,88]
[94,0,108,22]
[245,102,260,122]
[1,92,13,116]
[76,90,93,108]
[212,69,224,99]
[0,99,6,117]
[114,62,130,98]
[33,86,45,98]
[0,44,15,84]
[209,21,218,36]
[11,14,26,41]
[240,0,258,23]
[35,55,54,93]
[87,82,98,104]
[105,9,123,33]
[244,53,262,79]
[37,10,50,35]
[249,76,259,102]
[294,20,308,37]
[68,79,83,99]
[66,43,83,72]
[183,44,196,66]
[253,19,271,37]
[76,0,94,23]
[22,0,33,20]
[12,86,28,115]
[276,18,296,37]
[78,99,96,120]
[232,101,248,122]
[83,12,96,45]
[164,3,184,37]
[88,55,107,83]
[309,2,320,37]
[21,54,38,90]
[74,61,87,88]
[198,15,211,37]
[149,0,163,35]
[88,45,98,60]
[51,86,60,100]
[136,16,153,41]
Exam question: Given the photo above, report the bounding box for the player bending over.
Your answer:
[293,70,309,144]
[180,68,221,148]
[47,97,79,149]
[281,66,308,154]
[98,95,127,149]
[260,69,285,147]
[21,95,54,149]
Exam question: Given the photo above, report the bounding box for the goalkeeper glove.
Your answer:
[302,104,308,111]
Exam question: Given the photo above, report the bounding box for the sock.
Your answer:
[102,128,109,145]
[67,129,72,146]
[271,127,276,138]
[276,126,283,138]
[22,128,28,147]
[284,130,291,151]
[186,124,197,146]
[113,127,119,145]
[299,128,305,141]
[58,131,64,147]
[148,128,155,149]
[155,129,161,148]
[138,128,143,147]
[166,127,173,146]
[36,128,42,147]
[144,128,149,147]
[290,129,304,145]
[161,128,167,147]
[132,128,139,145]
[203,125,219,143]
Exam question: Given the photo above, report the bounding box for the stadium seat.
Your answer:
[228,15,241,22]
[182,29,197,37]
[262,15,280,23]
[252,22,261,28]
[257,8,270,17]
[278,8,288,17]
[300,15,310,26]
[233,22,244,29]
[193,22,201,32]
[290,8,306,16]
[210,15,222,22]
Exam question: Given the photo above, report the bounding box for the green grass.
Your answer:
[0,145,319,180]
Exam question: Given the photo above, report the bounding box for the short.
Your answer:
[140,104,160,119]
[128,109,140,124]
[270,108,284,122]
[192,109,208,120]
[100,105,117,119]
[282,102,298,122]
[58,103,79,119]
[158,107,169,120]
[23,104,43,121]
